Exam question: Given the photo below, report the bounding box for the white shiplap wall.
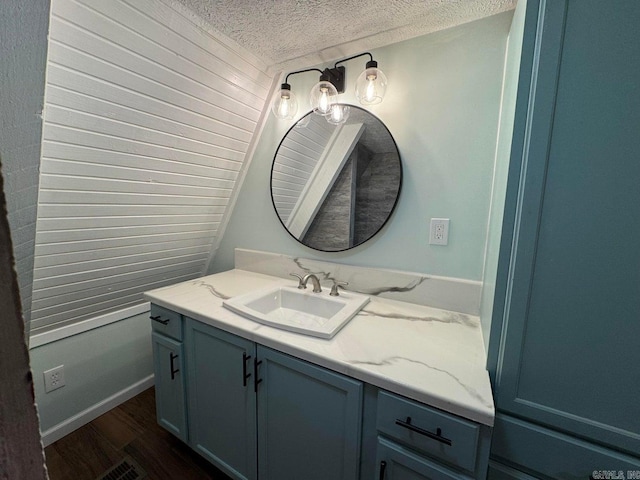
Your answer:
[30,0,273,334]
[271,113,334,223]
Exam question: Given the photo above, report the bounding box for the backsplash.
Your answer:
[235,249,481,315]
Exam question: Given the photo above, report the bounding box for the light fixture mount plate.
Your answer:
[322,66,346,94]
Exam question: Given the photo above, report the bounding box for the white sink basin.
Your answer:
[223,285,369,339]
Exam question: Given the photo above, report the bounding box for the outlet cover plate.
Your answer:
[429,218,450,245]
[44,365,65,393]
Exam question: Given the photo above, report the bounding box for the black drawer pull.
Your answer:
[150,315,170,325]
[395,417,452,446]
[242,352,252,387]
[379,460,387,480]
[254,357,263,393]
[170,353,179,380]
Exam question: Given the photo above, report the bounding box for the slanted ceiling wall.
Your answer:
[30,0,274,335]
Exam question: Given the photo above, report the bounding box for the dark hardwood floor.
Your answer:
[45,387,231,479]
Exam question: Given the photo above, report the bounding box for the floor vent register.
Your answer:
[96,456,147,480]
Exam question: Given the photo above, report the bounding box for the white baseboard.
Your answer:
[40,374,155,447]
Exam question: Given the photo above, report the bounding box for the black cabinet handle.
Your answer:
[254,357,263,393]
[150,315,170,325]
[242,352,252,387]
[170,353,179,380]
[379,460,387,480]
[395,417,452,446]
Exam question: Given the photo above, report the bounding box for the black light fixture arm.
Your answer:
[284,68,324,85]
[334,52,374,69]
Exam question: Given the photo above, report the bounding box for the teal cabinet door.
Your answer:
[185,319,257,480]
[375,438,467,480]
[152,331,187,442]
[256,346,363,480]
[488,0,640,474]
[491,0,640,454]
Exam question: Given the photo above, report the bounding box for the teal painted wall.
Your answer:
[479,0,528,352]
[31,313,153,432]
[210,12,513,281]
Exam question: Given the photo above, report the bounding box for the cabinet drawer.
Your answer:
[377,391,480,473]
[376,437,469,480]
[150,304,182,341]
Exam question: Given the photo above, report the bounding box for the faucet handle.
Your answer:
[330,281,349,296]
[289,273,305,289]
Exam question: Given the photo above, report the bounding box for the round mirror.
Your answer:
[271,105,402,252]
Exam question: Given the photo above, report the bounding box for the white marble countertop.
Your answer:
[144,269,495,426]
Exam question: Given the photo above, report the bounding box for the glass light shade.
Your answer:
[309,80,338,115]
[326,104,350,125]
[355,66,388,105]
[272,85,298,120]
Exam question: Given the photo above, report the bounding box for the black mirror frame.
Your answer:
[270,105,403,253]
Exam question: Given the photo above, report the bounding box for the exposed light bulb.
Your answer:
[271,83,298,120]
[330,104,342,122]
[327,104,350,125]
[365,74,377,102]
[309,80,338,116]
[279,95,291,117]
[318,87,330,114]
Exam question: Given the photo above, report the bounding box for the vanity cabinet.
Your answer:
[184,317,363,480]
[150,305,188,442]
[150,305,491,480]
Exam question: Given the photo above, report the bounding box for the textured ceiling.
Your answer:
[171,0,516,72]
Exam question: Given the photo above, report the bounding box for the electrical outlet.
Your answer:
[44,365,65,393]
[429,218,450,245]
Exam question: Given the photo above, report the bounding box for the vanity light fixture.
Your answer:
[272,52,387,123]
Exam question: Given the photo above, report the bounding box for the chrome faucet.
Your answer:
[330,281,348,296]
[289,272,322,292]
[302,274,322,293]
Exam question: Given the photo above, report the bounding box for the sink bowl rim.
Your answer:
[222,284,369,339]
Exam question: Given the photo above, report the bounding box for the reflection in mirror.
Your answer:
[271,105,402,252]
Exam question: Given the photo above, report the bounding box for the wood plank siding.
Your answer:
[31,0,273,333]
